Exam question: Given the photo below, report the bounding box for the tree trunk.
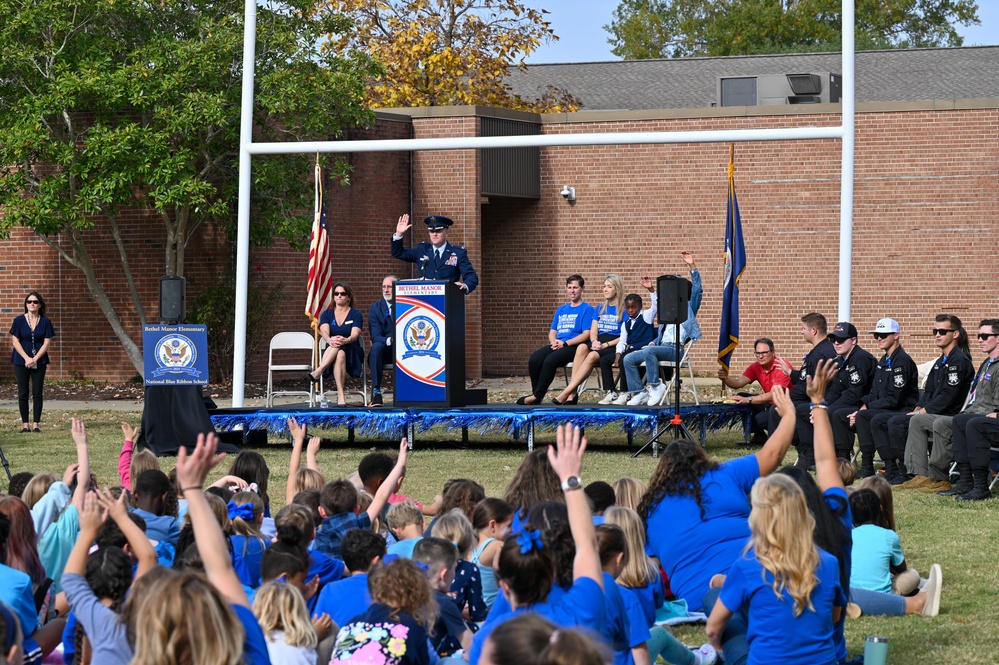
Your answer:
[108,213,148,326]
[66,226,145,375]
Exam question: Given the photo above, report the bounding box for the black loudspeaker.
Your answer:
[657,275,691,325]
[159,275,186,324]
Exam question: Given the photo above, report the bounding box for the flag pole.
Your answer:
[313,157,322,377]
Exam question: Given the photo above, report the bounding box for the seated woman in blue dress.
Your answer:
[308,282,363,405]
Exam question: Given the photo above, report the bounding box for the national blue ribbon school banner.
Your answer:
[143,324,209,385]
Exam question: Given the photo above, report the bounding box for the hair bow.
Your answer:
[227,501,254,521]
[516,529,544,555]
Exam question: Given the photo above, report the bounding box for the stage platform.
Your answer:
[210,402,751,455]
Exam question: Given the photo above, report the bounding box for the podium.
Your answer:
[393,280,466,407]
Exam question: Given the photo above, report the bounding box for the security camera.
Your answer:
[560,185,576,201]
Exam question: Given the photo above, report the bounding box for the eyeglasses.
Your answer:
[25,300,39,304]
[333,291,348,297]
[932,328,955,336]
[872,333,891,340]
[754,351,772,357]
[979,333,998,340]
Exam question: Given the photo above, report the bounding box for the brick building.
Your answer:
[4,46,998,385]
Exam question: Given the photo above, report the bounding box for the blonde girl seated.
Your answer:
[253,581,318,665]
[706,474,846,665]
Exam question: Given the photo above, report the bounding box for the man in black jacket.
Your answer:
[881,314,975,484]
[836,318,919,479]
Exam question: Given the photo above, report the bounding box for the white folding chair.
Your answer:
[648,339,700,406]
[266,332,316,407]
[318,336,369,405]
[560,361,600,397]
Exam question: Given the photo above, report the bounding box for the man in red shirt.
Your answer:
[717,337,792,445]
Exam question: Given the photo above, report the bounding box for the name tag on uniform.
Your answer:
[344,320,353,325]
[986,373,992,381]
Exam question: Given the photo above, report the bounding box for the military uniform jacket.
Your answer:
[917,348,975,415]
[861,346,919,411]
[966,355,999,414]
[391,238,479,294]
[826,346,877,412]
[788,338,839,403]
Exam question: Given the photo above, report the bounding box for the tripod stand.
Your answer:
[631,339,693,457]
[632,273,693,458]
[0,441,12,483]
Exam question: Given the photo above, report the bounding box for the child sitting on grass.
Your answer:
[386,501,425,558]
[413,537,473,657]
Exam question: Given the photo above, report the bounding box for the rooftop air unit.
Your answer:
[718,73,842,107]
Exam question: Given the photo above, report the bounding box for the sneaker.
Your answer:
[692,643,718,665]
[921,563,942,617]
[370,392,383,406]
[627,390,650,406]
[598,391,619,405]
[612,392,632,405]
[647,382,667,405]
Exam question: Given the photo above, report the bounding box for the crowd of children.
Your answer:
[0,368,951,665]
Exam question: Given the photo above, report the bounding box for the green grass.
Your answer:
[1,408,995,663]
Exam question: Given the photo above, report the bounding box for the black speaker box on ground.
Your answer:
[159,275,186,323]
[657,275,691,325]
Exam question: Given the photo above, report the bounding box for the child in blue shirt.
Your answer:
[314,528,386,628]
[412,537,473,656]
[314,438,408,558]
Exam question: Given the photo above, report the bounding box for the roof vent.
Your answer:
[718,73,841,106]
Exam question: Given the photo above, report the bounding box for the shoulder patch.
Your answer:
[893,374,906,388]
[850,371,862,385]
[947,371,960,386]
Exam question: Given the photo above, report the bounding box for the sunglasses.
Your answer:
[979,333,998,340]
[333,291,348,296]
[25,300,39,304]
[872,332,891,340]
[828,336,852,344]
[932,328,955,336]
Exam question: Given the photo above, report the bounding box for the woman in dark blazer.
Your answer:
[10,291,55,432]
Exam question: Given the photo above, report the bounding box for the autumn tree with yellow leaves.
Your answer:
[326,0,580,112]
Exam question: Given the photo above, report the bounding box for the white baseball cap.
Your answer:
[869,318,901,334]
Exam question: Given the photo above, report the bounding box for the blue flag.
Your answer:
[717,154,746,372]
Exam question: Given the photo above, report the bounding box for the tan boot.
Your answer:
[918,480,951,493]
[899,474,932,489]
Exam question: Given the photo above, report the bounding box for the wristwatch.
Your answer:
[561,476,583,492]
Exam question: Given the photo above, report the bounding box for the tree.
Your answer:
[324,0,580,111]
[0,0,379,373]
[606,0,981,59]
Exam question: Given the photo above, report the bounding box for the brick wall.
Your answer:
[4,103,997,385]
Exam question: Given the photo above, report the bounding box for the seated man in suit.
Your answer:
[391,214,478,294]
[368,275,397,406]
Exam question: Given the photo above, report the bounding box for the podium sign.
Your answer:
[142,324,209,386]
[394,280,465,407]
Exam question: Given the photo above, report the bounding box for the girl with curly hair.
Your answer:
[639,386,798,612]
[706,473,846,664]
[331,557,437,665]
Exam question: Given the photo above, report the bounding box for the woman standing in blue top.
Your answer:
[9,291,55,433]
[639,386,797,612]
[308,281,363,405]
[518,275,595,405]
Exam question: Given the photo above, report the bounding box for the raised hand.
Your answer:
[548,423,586,481]
[395,213,411,236]
[641,275,654,291]
[71,418,88,447]
[96,487,130,523]
[288,417,306,446]
[121,422,139,442]
[79,491,106,533]
[806,359,839,404]
[176,432,226,490]
[772,385,794,419]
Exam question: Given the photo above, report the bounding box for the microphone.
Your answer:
[418,255,430,280]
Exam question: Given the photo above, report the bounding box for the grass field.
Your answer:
[0,407,994,663]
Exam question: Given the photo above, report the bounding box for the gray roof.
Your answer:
[509,46,999,111]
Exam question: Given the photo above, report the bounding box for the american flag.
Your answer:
[305,163,332,327]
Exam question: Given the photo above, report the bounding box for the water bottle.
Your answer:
[864,635,889,665]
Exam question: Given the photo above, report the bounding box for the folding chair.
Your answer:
[266,332,316,407]
[648,339,700,406]
[560,362,600,396]
[318,336,369,405]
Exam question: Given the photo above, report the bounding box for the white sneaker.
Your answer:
[921,563,942,617]
[598,391,619,405]
[692,644,718,665]
[627,390,650,406]
[647,382,667,405]
[612,392,632,405]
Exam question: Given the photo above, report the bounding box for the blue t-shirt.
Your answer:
[233,603,272,665]
[231,534,268,588]
[824,486,852,664]
[719,548,845,665]
[550,302,596,342]
[617,586,654,665]
[386,537,422,559]
[131,508,182,547]
[850,524,901,594]
[592,304,621,335]
[645,455,760,611]
[601,572,634,665]
[469,577,604,665]
[314,574,372,628]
